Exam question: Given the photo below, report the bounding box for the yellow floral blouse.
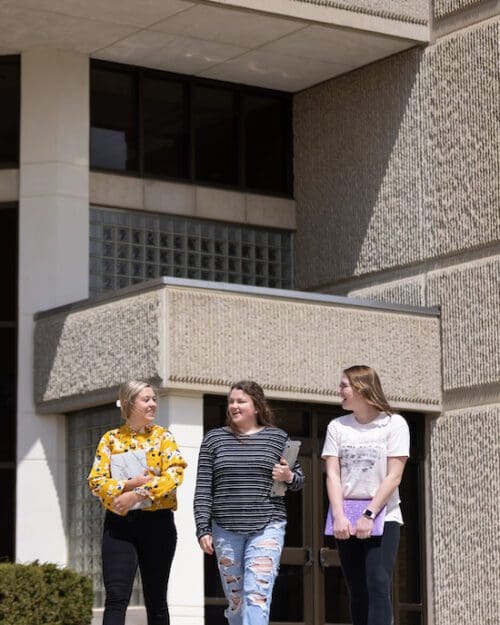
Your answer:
[88,423,187,513]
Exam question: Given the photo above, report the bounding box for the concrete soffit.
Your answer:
[0,0,429,92]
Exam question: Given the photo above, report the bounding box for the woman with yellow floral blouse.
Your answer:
[88,380,187,625]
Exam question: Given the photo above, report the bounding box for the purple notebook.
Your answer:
[324,500,387,537]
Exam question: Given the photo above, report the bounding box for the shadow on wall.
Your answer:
[293,46,425,290]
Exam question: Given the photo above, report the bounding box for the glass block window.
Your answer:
[90,207,293,296]
[67,406,144,608]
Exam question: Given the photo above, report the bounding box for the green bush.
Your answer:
[0,561,93,625]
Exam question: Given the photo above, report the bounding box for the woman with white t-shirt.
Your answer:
[322,365,410,625]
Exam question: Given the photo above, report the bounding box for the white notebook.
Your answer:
[110,450,152,510]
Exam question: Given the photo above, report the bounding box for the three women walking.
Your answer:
[88,368,408,625]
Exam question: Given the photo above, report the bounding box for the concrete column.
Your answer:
[157,391,205,625]
[16,47,89,564]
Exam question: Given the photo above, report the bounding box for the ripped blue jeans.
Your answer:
[212,520,286,625]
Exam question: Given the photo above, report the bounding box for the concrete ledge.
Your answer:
[34,278,441,412]
[208,0,430,38]
[90,172,296,230]
[347,275,425,307]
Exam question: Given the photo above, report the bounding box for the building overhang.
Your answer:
[0,0,429,91]
[34,278,441,414]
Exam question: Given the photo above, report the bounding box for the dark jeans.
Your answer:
[336,521,400,625]
[102,508,177,625]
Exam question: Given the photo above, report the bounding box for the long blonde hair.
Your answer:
[118,380,155,421]
[343,365,392,415]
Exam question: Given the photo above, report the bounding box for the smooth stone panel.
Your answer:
[144,179,196,216]
[245,194,296,229]
[90,172,144,210]
[196,186,246,223]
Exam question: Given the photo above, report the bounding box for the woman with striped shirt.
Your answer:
[194,380,304,625]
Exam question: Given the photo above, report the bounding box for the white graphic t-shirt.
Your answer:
[321,412,410,524]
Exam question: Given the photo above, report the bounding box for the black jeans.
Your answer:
[336,522,400,625]
[102,509,177,625]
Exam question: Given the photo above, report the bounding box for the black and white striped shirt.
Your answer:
[194,426,304,537]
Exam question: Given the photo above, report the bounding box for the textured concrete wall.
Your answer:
[348,257,500,394]
[433,0,484,20]
[422,21,500,258]
[290,0,428,23]
[294,19,500,289]
[35,290,164,408]
[294,47,425,286]
[430,405,500,625]
[427,258,500,392]
[34,283,440,412]
[165,286,440,405]
[347,276,425,307]
[295,18,499,625]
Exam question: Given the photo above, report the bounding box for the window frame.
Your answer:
[90,60,294,198]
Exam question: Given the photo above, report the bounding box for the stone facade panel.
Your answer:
[427,257,500,392]
[35,291,163,405]
[433,0,484,20]
[294,48,425,288]
[166,287,440,406]
[34,284,441,411]
[430,405,500,625]
[294,20,500,289]
[421,20,500,258]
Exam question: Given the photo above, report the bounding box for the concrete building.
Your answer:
[0,1,498,625]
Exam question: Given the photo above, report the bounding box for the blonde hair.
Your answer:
[118,380,155,421]
[343,365,392,415]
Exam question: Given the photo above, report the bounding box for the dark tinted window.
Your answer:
[90,61,292,196]
[0,328,16,463]
[0,469,15,559]
[0,206,17,322]
[244,94,288,193]
[90,67,138,172]
[0,205,17,561]
[143,76,188,179]
[193,86,238,185]
[0,58,20,167]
